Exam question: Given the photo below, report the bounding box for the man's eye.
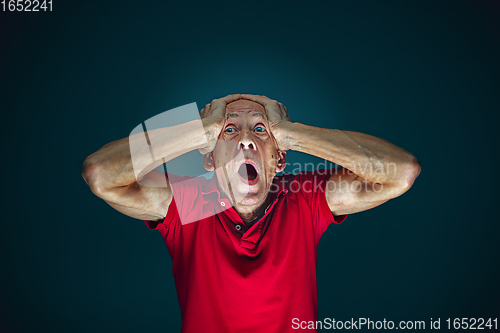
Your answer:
[255,126,265,133]
[225,127,235,133]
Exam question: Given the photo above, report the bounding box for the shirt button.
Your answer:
[235,224,241,231]
[220,201,225,207]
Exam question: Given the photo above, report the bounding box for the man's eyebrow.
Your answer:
[251,112,267,119]
[225,112,267,120]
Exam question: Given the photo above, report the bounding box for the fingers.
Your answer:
[203,94,289,120]
[200,103,211,116]
[219,94,242,104]
[278,103,292,121]
[242,94,291,121]
[208,94,242,111]
[241,94,275,106]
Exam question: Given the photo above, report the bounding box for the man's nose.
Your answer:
[238,130,257,151]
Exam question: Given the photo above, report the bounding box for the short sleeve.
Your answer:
[144,196,179,230]
[295,169,348,246]
[143,173,203,231]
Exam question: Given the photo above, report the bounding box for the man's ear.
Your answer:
[204,153,215,171]
[276,150,287,173]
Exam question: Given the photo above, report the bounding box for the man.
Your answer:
[81,94,421,332]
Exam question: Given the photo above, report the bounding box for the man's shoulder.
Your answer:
[272,169,337,194]
[165,172,216,193]
[166,172,213,182]
[274,169,337,183]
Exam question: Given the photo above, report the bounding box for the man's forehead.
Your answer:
[225,100,267,119]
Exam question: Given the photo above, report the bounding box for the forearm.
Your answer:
[82,119,212,191]
[278,122,420,186]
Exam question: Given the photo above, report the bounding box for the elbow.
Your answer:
[400,155,421,192]
[408,155,422,182]
[389,155,421,197]
[81,155,96,185]
[81,157,108,196]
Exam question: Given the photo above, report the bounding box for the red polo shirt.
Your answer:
[144,169,347,333]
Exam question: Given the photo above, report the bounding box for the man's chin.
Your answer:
[234,194,265,207]
[231,182,266,206]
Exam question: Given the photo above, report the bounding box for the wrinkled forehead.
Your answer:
[225,100,267,120]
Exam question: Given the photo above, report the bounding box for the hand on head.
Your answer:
[199,94,242,154]
[240,94,292,151]
[199,94,292,154]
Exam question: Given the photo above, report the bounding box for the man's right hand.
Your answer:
[199,94,242,154]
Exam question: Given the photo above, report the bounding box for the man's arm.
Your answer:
[81,94,241,221]
[241,94,421,216]
[278,124,421,215]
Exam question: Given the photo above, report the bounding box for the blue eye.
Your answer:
[225,127,235,133]
[255,126,265,133]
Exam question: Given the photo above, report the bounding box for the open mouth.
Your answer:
[237,163,259,185]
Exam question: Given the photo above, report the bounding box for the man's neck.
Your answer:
[213,172,275,226]
[233,193,273,226]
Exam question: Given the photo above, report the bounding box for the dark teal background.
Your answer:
[1,1,499,332]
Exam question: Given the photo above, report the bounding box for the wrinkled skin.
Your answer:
[203,99,287,224]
